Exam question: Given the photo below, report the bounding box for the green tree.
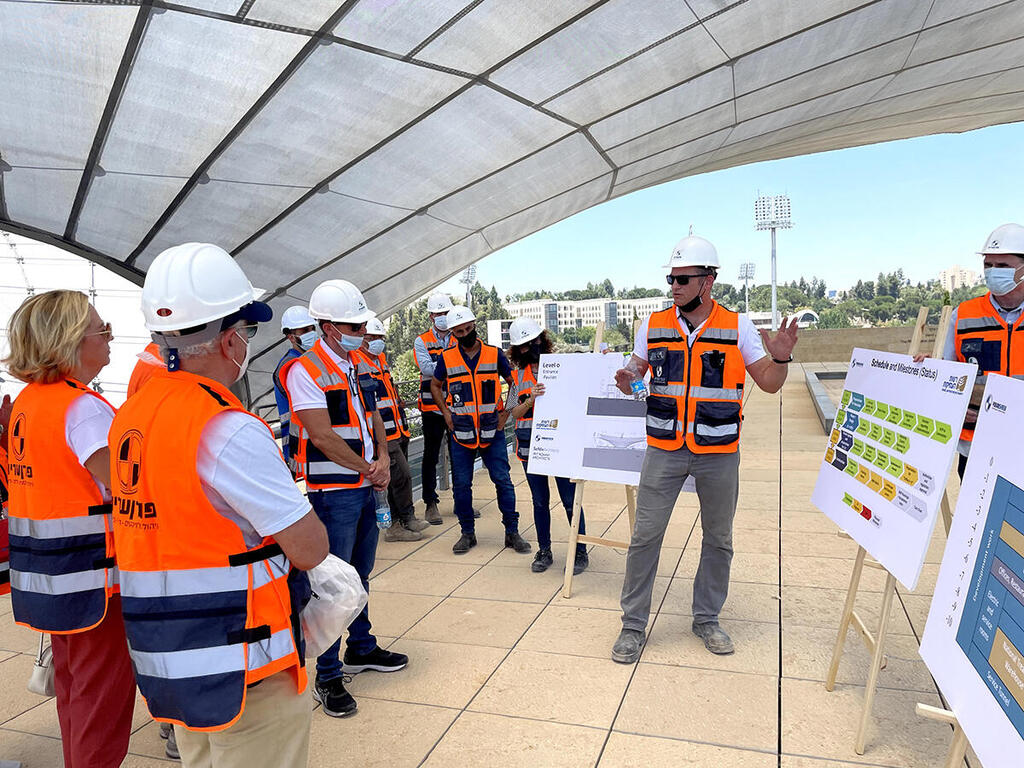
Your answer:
[816,308,851,328]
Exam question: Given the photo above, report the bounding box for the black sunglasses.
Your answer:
[666,272,713,286]
[237,324,259,339]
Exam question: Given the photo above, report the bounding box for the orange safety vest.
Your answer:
[281,340,373,490]
[953,294,1024,442]
[7,379,118,633]
[0,445,9,596]
[442,343,504,449]
[511,366,537,462]
[109,369,307,731]
[127,342,162,398]
[416,328,455,413]
[352,349,409,441]
[645,303,746,454]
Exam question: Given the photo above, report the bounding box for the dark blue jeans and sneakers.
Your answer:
[449,436,531,555]
[309,486,408,717]
[523,467,589,574]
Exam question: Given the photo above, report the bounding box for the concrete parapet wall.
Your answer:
[794,326,921,363]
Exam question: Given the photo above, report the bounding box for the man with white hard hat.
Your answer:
[414,293,457,524]
[273,305,317,476]
[108,243,329,767]
[353,316,429,541]
[430,306,531,555]
[610,233,798,663]
[281,279,407,719]
[940,223,1024,477]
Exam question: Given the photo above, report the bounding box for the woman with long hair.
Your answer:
[505,318,588,574]
[4,290,135,768]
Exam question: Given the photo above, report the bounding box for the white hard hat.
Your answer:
[664,234,720,270]
[366,316,386,336]
[426,293,454,313]
[446,305,476,329]
[508,317,543,346]
[281,305,315,332]
[979,223,1024,256]
[308,279,374,324]
[142,242,271,332]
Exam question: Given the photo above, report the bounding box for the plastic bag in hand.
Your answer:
[300,553,368,658]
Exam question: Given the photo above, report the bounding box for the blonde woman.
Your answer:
[4,290,135,768]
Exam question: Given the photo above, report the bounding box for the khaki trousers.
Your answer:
[175,670,311,768]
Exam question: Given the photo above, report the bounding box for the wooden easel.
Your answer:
[916,704,971,768]
[825,305,955,755]
[562,321,639,598]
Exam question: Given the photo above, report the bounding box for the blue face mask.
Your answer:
[298,330,317,350]
[434,315,449,332]
[367,339,386,356]
[985,267,1021,297]
[339,333,363,352]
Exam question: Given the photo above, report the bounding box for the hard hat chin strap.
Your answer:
[152,318,230,372]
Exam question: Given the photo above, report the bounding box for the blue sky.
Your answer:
[441,121,1024,298]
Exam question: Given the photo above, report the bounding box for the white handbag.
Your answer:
[27,633,55,697]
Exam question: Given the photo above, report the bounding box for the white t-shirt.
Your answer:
[285,344,375,465]
[65,393,115,499]
[197,411,311,548]
[632,308,767,367]
[65,393,309,547]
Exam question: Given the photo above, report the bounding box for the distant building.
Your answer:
[747,308,819,329]
[486,318,515,350]
[938,265,981,293]
[503,296,673,333]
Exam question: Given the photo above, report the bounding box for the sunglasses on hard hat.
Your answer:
[666,272,713,286]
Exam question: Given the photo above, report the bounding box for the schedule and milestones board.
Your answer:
[811,348,976,589]
[921,374,1024,768]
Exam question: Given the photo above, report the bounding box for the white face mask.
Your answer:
[433,315,449,332]
[298,330,317,350]
[367,339,386,356]
[984,267,1021,297]
[231,330,251,383]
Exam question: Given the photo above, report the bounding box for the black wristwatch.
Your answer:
[772,355,793,364]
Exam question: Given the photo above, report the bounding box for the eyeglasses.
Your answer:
[237,324,259,339]
[336,322,366,333]
[666,272,713,286]
[85,322,113,340]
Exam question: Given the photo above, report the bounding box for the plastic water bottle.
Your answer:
[630,374,648,401]
[374,490,392,529]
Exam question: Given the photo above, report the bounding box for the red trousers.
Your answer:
[50,594,136,768]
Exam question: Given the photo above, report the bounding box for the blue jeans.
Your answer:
[450,436,518,534]
[309,486,378,681]
[523,466,587,551]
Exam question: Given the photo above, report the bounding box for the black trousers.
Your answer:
[957,452,968,480]
[420,410,452,505]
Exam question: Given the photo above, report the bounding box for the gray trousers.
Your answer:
[387,436,415,524]
[620,445,740,631]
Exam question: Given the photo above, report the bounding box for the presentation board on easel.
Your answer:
[811,347,975,589]
[920,373,1024,768]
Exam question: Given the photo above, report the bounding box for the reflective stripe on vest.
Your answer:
[417,330,455,412]
[442,344,504,449]
[513,367,537,461]
[953,294,1024,443]
[352,350,409,441]
[280,341,369,490]
[110,371,306,731]
[8,379,117,634]
[644,303,745,454]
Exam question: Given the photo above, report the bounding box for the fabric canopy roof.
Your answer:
[2,0,1023,409]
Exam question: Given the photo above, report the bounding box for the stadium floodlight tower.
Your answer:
[754,194,793,331]
[459,264,477,309]
[738,262,755,314]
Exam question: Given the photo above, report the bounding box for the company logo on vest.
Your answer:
[114,430,157,523]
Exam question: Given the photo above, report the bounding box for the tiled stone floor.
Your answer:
[0,365,971,766]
